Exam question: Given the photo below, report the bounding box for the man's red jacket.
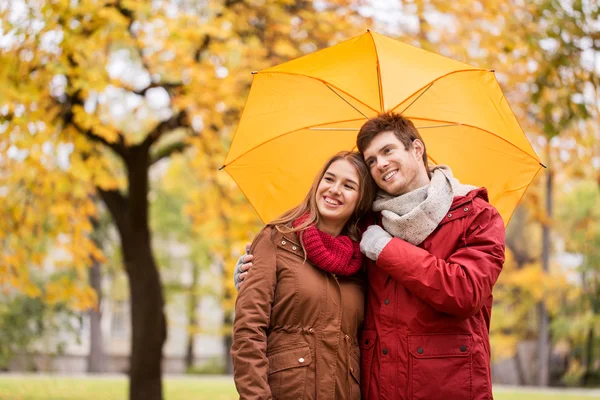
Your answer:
[361,187,505,400]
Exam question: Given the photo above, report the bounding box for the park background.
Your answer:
[1,0,599,399]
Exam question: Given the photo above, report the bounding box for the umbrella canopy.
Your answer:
[223,31,543,225]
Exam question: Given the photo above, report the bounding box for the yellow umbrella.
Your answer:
[223,31,543,225]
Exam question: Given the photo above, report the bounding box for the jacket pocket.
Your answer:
[358,330,377,399]
[267,344,312,400]
[408,334,472,400]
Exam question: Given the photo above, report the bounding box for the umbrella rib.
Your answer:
[504,164,544,226]
[221,167,267,223]
[310,123,460,131]
[368,30,384,112]
[325,84,369,119]
[224,117,368,167]
[310,127,359,131]
[417,123,460,129]
[404,115,541,164]
[398,82,434,115]
[389,68,492,114]
[426,153,440,166]
[255,71,379,114]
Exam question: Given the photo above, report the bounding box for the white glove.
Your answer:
[233,254,246,291]
[360,225,393,261]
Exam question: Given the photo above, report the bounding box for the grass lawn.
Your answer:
[0,375,597,400]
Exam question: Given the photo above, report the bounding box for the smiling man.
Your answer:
[356,112,505,400]
[234,112,505,400]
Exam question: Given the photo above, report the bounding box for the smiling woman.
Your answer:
[230,151,376,400]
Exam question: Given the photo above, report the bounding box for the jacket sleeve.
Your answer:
[376,205,505,319]
[230,227,277,399]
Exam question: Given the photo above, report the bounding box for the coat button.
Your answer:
[382,349,388,355]
[292,245,297,251]
[460,345,467,352]
[281,240,286,245]
[298,358,305,363]
[417,347,424,354]
[308,328,314,334]
[447,213,453,218]
[344,334,349,341]
[384,299,390,305]
[350,367,354,374]
[463,207,469,212]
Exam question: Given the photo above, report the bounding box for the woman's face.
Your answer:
[315,159,361,228]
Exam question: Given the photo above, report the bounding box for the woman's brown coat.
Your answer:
[231,226,365,400]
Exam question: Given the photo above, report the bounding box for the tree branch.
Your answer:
[97,187,128,235]
[150,140,191,166]
[63,89,127,157]
[194,35,211,62]
[113,0,154,81]
[142,110,188,148]
[83,128,126,155]
[133,82,183,96]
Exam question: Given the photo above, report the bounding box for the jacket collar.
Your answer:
[271,227,305,258]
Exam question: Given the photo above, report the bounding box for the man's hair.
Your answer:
[356,112,429,172]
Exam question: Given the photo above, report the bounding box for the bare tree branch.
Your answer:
[142,110,188,148]
[150,140,191,166]
[83,129,126,154]
[62,90,128,157]
[194,35,211,62]
[133,82,183,96]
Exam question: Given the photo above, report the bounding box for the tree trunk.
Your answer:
[224,328,233,375]
[99,145,167,400]
[583,328,595,385]
[123,241,166,400]
[185,262,200,371]
[87,259,105,373]
[537,163,553,386]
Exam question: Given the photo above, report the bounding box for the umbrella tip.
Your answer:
[540,162,547,168]
[251,71,258,75]
[219,165,226,170]
[367,29,371,32]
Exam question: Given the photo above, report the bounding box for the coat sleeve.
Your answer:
[230,227,277,399]
[376,204,505,319]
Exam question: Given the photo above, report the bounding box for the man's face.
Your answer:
[362,131,429,196]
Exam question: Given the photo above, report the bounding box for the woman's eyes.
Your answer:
[344,184,356,190]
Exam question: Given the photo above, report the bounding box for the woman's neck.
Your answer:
[316,219,344,237]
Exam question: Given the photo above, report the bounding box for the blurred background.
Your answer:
[0,0,599,399]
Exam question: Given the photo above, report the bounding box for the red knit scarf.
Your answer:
[291,216,363,276]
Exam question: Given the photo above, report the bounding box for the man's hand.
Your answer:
[360,225,393,261]
[233,243,253,291]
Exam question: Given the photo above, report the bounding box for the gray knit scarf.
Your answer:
[372,166,477,245]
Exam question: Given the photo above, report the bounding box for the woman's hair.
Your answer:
[268,151,376,241]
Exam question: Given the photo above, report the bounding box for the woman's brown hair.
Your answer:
[268,151,376,241]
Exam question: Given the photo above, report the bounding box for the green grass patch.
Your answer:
[0,376,596,400]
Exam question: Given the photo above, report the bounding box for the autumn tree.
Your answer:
[1,0,368,398]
